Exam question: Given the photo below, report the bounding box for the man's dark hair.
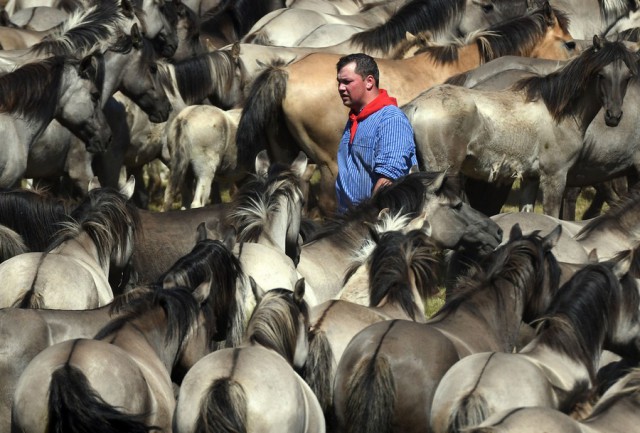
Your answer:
[337,53,380,87]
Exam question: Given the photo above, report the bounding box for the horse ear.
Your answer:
[404,211,427,233]
[192,280,212,304]
[405,31,416,41]
[428,171,447,194]
[409,164,420,174]
[255,150,270,177]
[79,54,99,82]
[163,274,177,289]
[231,42,241,60]
[291,151,309,179]
[542,0,554,26]
[120,0,135,18]
[593,34,603,51]
[119,175,136,200]
[222,225,237,251]
[588,248,599,263]
[302,163,317,182]
[88,176,102,191]
[131,23,143,49]
[293,278,305,305]
[612,250,632,278]
[542,224,562,250]
[508,223,523,241]
[249,276,265,305]
[196,222,208,242]
[364,220,380,243]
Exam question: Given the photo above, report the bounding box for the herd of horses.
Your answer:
[2,0,640,432]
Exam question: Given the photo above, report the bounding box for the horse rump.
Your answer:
[45,364,154,433]
[195,378,248,433]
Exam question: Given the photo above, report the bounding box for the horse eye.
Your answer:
[482,4,494,13]
[91,91,100,102]
[150,64,158,74]
[564,41,576,51]
[453,201,463,210]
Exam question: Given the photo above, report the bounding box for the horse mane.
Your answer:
[437,231,560,323]
[348,0,466,55]
[173,49,240,107]
[48,186,140,268]
[416,5,571,65]
[533,263,622,382]
[308,171,461,243]
[245,288,310,364]
[29,2,124,57]
[588,367,640,417]
[575,188,640,242]
[512,39,639,121]
[226,163,302,244]
[0,224,28,263]
[0,187,72,251]
[160,239,246,347]
[0,56,67,121]
[368,230,440,320]
[599,0,638,22]
[201,0,285,40]
[109,30,157,74]
[95,286,203,352]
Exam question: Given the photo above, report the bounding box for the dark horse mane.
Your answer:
[0,56,67,121]
[575,187,640,242]
[307,171,461,248]
[0,187,72,251]
[47,186,140,268]
[225,161,302,244]
[512,38,639,121]
[172,49,241,107]
[589,367,640,417]
[159,238,246,346]
[201,0,285,40]
[348,0,467,55]
[367,229,440,320]
[29,1,123,57]
[94,285,204,352]
[533,263,626,384]
[246,288,310,364]
[417,5,571,65]
[436,231,560,324]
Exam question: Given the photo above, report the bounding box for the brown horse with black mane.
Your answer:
[235,2,576,215]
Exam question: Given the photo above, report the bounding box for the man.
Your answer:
[335,53,417,213]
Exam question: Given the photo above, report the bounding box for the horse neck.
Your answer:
[258,196,290,252]
[52,232,109,275]
[108,309,185,373]
[101,50,129,107]
[436,45,482,79]
[564,77,604,133]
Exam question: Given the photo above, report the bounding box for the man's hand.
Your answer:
[373,176,392,193]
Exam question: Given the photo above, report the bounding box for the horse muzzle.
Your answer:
[604,109,623,127]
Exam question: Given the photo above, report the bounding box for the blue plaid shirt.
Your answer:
[335,105,417,213]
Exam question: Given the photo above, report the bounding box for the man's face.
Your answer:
[337,62,368,110]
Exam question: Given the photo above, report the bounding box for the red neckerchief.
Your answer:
[349,89,398,144]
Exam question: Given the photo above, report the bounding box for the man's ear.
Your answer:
[366,75,374,90]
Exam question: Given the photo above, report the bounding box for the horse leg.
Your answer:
[317,163,338,216]
[539,174,566,218]
[191,173,214,208]
[561,186,581,220]
[518,177,540,213]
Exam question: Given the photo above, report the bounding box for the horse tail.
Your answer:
[447,393,489,433]
[15,287,44,309]
[343,353,395,433]
[195,378,248,433]
[163,115,190,211]
[235,62,289,172]
[304,328,335,414]
[46,364,155,433]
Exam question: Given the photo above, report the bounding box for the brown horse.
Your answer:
[332,224,562,433]
[235,2,576,214]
